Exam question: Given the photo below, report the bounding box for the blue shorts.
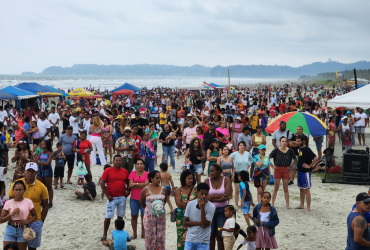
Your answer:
[315,138,323,150]
[242,201,251,214]
[28,220,44,248]
[4,224,27,242]
[106,196,127,219]
[37,165,53,178]
[130,198,144,216]
[211,206,227,235]
[194,163,203,174]
[185,241,210,250]
[297,171,311,189]
[164,185,171,196]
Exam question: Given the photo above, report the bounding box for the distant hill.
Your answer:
[21,60,370,77]
[22,64,211,77]
[210,60,370,78]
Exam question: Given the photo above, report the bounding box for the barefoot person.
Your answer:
[294,135,318,212]
[100,155,130,241]
[347,192,370,249]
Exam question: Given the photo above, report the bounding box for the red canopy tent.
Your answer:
[87,94,103,99]
[112,89,135,97]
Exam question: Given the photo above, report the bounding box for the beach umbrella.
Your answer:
[265,112,328,137]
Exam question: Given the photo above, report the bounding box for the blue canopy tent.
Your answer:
[2,86,39,110]
[209,83,224,88]
[45,85,69,97]
[14,82,62,97]
[111,83,141,93]
[0,91,17,100]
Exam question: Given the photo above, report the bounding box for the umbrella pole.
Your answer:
[228,69,231,97]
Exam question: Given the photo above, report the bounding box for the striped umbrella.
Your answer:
[265,112,328,137]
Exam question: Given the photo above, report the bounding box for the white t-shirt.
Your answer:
[241,240,256,250]
[0,110,8,125]
[41,102,46,112]
[82,118,91,127]
[84,123,91,140]
[69,116,79,134]
[270,97,276,104]
[125,99,131,107]
[222,217,235,236]
[37,119,51,137]
[225,102,233,108]
[355,112,367,127]
[48,113,60,127]
[100,109,108,118]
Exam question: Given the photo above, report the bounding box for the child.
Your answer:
[249,192,279,250]
[102,219,136,250]
[175,131,183,159]
[237,226,257,250]
[238,170,255,226]
[74,174,96,203]
[76,154,88,187]
[344,129,352,153]
[98,164,111,201]
[219,205,236,250]
[159,162,174,213]
[6,129,11,147]
[53,142,66,189]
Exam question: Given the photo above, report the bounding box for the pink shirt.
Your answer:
[128,171,149,200]
[4,198,34,221]
[216,127,229,143]
[183,125,198,144]
[15,127,24,144]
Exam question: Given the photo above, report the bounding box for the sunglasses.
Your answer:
[363,201,370,205]
[18,141,27,144]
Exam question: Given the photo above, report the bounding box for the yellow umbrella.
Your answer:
[68,88,93,97]
[36,92,62,97]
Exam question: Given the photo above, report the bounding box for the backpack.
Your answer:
[148,186,165,217]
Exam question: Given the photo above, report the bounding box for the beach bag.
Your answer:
[328,165,342,173]
[12,200,36,241]
[269,174,274,185]
[254,174,261,188]
[148,186,165,217]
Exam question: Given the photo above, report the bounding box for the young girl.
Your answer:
[343,129,352,153]
[237,226,257,250]
[76,154,88,187]
[175,131,183,159]
[98,164,111,200]
[249,192,279,250]
[328,116,336,149]
[220,205,237,250]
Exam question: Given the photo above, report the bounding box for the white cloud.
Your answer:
[0,0,369,74]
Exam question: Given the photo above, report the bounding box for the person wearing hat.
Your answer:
[8,162,49,250]
[131,111,148,138]
[181,113,194,131]
[115,126,136,173]
[346,192,370,249]
[338,116,353,152]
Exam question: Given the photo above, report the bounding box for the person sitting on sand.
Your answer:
[102,219,136,250]
[312,148,335,172]
[74,174,96,202]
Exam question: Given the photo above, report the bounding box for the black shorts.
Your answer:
[64,154,75,170]
[234,172,241,184]
[211,102,215,106]
[54,167,65,178]
[33,139,39,145]
[51,127,60,138]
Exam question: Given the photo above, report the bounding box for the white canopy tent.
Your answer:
[327,83,370,108]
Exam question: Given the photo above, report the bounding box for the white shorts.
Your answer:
[0,167,6,181]
[106,196,127,219]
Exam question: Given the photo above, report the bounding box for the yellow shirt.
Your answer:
[107,100,111,106]
[159,112,167,125]
[250,115,259,130]
[9,178,49,221]
[6,134,10,143]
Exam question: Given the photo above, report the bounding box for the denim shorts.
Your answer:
[211,206,227,235]
[28,220,44,248]
[130,198,144,216]
[4,224,27,242]
[37,165,53,178]
[184,241,210,250]
[194,163,203,174]
[242,201,251,214]
[106,196,127,219]
[315,138,323,150]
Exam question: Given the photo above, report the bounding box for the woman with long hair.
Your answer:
[213,115,221,128]
[72,131,93,174]
[28,121,39,152]
[140,170,167,250]
[216,121,230,149]
[174,170,196,250]
[206,139,221,176]
[17,110,25,128]
[35,140,54,208]
[185,138,205,184]
[217,145,234,179]
[11,138,33,182]
[89,116,107,166]
[140,131,157,172]
[232,117,243,149]
[102,117,113,164]
[251,125,266,157]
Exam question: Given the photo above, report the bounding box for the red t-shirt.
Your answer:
[280,103,286,113]
[130,134,142,159]
[101,167,129,197]
[73,139,92,159]
[24,110,35,118]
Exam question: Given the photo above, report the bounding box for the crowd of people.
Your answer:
[0,81,368,249]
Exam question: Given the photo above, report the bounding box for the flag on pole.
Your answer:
[335,69,338,79]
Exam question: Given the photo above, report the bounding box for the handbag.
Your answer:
[170,185,194,222]
[12,199,36,241]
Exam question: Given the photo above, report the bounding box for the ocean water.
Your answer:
[0,75,290,91]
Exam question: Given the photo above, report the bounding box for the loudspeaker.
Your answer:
[343,153,370,178]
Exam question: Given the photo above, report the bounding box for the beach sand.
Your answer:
[0,131,363,250]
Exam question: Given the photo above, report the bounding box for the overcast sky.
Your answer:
[1,0,369,74]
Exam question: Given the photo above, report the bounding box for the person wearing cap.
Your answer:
[9,162,49,250]
[115,126,136,173]
[347,192,370,249]
[181,113,193,131]
[272,121,292,149]
[352,189,370,227]
[130,111,148,138]
[183,119,198,150]
[338,116,352,152]
[201,122,226,153]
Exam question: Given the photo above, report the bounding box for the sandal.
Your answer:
[60,185,66,189]
[100,236,107,241]
[54,186,58,190]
